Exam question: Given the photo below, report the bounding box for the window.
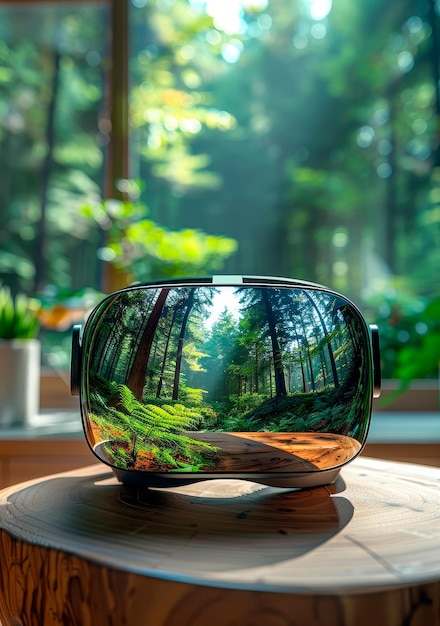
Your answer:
[1,0,439,380]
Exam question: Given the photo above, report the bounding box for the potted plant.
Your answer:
[0,286,41,427]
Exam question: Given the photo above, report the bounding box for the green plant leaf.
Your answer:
[0,286,40,339]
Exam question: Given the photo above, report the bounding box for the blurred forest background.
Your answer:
[0,0,439,378]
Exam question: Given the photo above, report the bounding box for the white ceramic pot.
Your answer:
[0,339,40,427]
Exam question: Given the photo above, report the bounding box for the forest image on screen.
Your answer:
[85,286,371,474]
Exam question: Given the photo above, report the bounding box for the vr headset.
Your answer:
[71,276,380,489]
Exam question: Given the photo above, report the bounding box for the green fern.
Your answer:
[88,374,217,470]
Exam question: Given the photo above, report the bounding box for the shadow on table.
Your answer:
[2,471,353,574]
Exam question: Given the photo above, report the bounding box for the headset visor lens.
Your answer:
[80,284,373,475]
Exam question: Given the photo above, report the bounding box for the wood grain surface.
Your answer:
[0,456,440,626]
[193,431,362,470]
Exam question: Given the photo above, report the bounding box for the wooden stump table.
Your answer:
[0,456,439,626]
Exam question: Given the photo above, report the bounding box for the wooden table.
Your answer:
[0,456,439,626]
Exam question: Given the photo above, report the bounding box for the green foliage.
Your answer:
[394,296,440,389]
[220,393,268,431]
[367,290,439,380]
[82,198,238,282]
[179,385,207,405]
[0,285,40,339]
[0,4,108,294]
[213,386,367,439]
[130,0,240,194]
[90,376,218,471]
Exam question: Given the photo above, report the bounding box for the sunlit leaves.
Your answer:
[150,148,222,188]
[83,198,237,281]
[54,138,103,170]
[129,0,247,196]
[89,377,217,471]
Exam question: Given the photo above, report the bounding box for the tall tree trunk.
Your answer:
[157,307,178,398]
[296,309,316,392]
[304,292,339,388]
[299,350,307,392]
[254,342,259,394]
[172,291,195,400]
[126,288,170,401]
[124,309,152,386]
[34,48,61,292]
[94,295,123,375]
[261,290,287,397]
